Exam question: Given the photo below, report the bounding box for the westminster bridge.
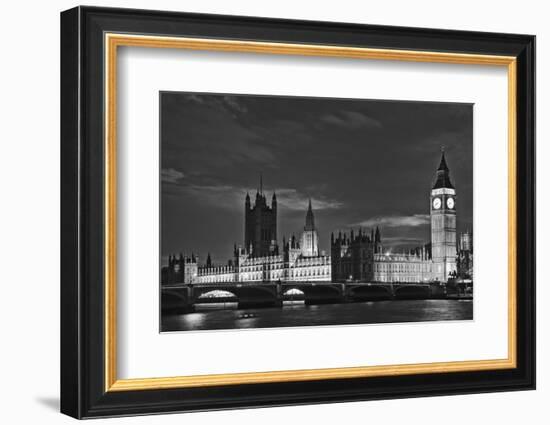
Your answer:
[161,281,448,314]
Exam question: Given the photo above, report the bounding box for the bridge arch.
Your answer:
[161,288,190,313]
[197,289,238,300]
[282,288,305,302]
[284,288,305,296]
[348,285,392,301]
[394,285,430,299]
[192,284,279,308]
[283,284,343,304]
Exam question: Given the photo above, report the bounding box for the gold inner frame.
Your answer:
[104,33,517,392]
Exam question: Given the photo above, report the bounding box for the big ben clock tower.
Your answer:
[430,149,457,282]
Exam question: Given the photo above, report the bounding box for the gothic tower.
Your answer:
[430,150,457,281]
[374,226,382,254]
[300,199,319,257]
[244,176,278,257]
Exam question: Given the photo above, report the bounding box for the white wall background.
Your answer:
[0,0,545,423]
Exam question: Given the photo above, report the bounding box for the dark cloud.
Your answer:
[161,168,185,183]
[275,189,343,211]
[355,214,430,228]
[161,92,473,262]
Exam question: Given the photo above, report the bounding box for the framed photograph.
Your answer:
[60,6,535,419]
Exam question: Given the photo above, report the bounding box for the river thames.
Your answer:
[161,299,473,332]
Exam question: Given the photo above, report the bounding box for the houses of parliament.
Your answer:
[162,151,473,285]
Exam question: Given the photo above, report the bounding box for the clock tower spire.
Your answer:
[300,199,319,257]
[430,148,457,281]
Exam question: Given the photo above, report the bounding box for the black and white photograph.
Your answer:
[160,92,474,332]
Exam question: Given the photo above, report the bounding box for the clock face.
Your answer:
[432,197,441,209]
[446,197,455,209]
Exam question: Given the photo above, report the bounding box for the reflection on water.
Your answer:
[195,302,239,311]
[161,299,473,332]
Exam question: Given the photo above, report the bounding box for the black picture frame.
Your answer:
[61,6,535,419]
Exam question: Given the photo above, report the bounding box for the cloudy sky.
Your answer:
[160,92,473,265]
